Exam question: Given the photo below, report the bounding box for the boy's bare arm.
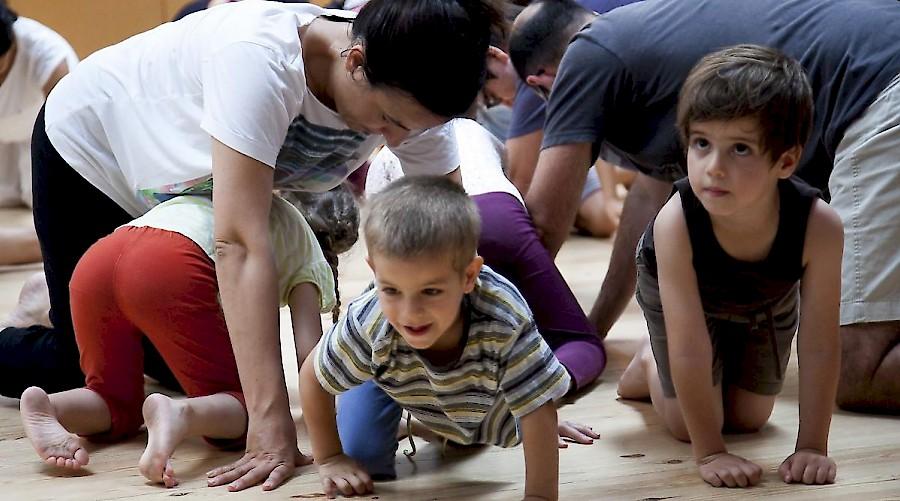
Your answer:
[299,349,373,497]
[519,401,560,501]
[655,199,727,459]
[656,199,763,487]
[783,200,842,484]
[288,283,324,365]
[299,350,343,461]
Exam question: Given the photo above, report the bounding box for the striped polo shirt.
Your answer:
[314,266,571,447]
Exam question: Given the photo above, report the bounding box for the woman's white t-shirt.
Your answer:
[44,1,458,217]
[0,17,77,207]
[366,118,523,204]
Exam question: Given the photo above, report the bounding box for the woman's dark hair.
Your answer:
[281,183,360,324]
[352,0,505,118]
[0,1,18,56]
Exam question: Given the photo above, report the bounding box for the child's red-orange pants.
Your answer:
[70,225,245,442]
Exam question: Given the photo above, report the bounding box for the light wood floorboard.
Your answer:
[1,206,898,500]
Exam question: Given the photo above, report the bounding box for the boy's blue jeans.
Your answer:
[337,380,402,480]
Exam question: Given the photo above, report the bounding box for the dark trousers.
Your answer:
[0,107,176,397]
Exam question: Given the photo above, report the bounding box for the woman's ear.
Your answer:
[343,45,366,81]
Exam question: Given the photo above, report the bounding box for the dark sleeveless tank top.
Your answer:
[637,176,821,316]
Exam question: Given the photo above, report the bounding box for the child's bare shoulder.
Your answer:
[654,193,690,251]
[803,199,844,265]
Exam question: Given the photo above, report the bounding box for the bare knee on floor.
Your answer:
[723,387,775,433]
[659,400,692,442]
[575,192,616,238]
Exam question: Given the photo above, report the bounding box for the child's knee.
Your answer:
[669,422,691,442]
[724,414,768,434]
[723,390,775,433]
[661,404,692,442]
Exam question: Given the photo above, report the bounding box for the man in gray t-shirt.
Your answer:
[509,0,900,414]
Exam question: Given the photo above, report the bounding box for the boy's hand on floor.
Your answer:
[697,452,762,488]
[779,449,836,485]
[318,453,373,498]
[557,420,599,447]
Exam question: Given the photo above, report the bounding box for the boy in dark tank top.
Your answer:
[617,45,843,489]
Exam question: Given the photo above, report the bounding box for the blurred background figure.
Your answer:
[0,1,77,266]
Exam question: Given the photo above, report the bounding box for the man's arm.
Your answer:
[506,130,543,195]
[589,173,671,338]
[525,143,592,257]
[206,139,299,491]
[519,401,560,500]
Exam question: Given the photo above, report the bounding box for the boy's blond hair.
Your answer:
[677,44,814,160]
[363,176,481,270]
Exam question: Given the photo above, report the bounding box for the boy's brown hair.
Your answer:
[677,44,814,160]
[363,175,480,271]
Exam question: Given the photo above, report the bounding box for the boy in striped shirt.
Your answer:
[300,176,574,500]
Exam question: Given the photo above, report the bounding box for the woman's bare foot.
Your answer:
[617,337,653,399]
[20,386,89,469]
[140,394,190,488]
[0,271,51,330]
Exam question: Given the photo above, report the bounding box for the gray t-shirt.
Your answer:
[543,0,900,192]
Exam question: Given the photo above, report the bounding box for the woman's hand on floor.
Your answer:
[206,416,311,491]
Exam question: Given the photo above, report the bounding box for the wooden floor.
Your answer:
[1,206,899,500]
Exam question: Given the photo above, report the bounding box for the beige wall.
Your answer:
[8,0,331,59]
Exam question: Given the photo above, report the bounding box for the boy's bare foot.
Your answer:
[20,386,90,469]
[617,337,652,399]
[140,394,189,488]
[0,271,51,330]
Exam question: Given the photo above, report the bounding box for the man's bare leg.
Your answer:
[836,321,900,414]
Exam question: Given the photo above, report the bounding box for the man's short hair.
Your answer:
[363,176,481,270]
[677,44,814,159]
[508,0,592,81]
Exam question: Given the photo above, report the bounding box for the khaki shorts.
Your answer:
[830,73,900,325]
[635,263,799,398]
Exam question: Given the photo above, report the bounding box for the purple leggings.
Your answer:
[473,192,606,390]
